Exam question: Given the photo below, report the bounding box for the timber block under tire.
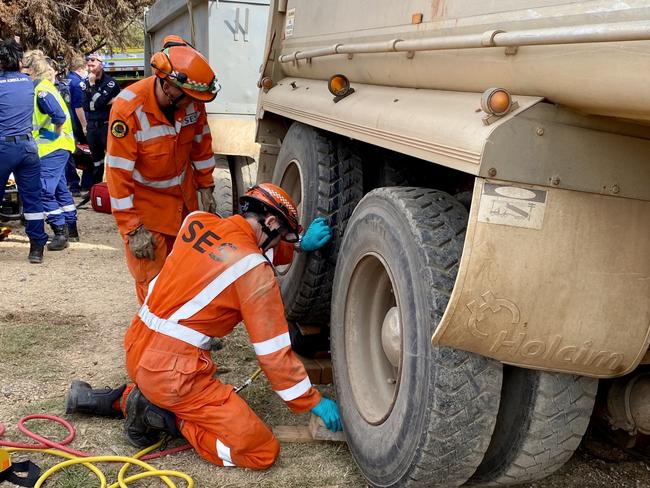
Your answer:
[331,187,502,487]
[273,122,362,326]
[470,368,598,486]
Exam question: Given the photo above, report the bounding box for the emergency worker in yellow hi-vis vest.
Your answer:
[23,50,79,250]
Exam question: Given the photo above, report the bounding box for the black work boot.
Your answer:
[47,224,69,251]
[124,386,181,448]
[66,222,80,242]
[65,380,126,418]
[28,240,44,264]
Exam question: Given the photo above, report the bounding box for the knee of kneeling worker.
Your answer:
[245,436,280,470]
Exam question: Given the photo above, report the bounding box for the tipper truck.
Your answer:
[255,1,650,486]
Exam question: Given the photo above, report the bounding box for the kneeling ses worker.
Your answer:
[66,183,341,470]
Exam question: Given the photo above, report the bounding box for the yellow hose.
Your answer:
[7,439,193,488]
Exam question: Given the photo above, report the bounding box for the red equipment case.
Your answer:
[90,182,112,214]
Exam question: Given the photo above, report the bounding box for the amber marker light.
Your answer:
[481,87,512,116]
[328,74,352,97]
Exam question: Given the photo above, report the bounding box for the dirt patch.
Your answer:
[0,206,363,487]
[1,204,649,487]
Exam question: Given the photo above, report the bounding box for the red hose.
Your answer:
[0,415,193,459]
[0,414,87,456]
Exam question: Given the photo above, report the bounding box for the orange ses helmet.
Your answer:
[240,183,302,242]
[150,35,220,102]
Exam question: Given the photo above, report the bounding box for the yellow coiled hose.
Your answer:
[7,439,193,488]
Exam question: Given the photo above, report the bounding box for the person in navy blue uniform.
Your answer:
[63,55,87,196]
[0,38,48,263]
[80,53,120,191]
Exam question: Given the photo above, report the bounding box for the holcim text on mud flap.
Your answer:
[466,291,624,372]
[487,331,624,372]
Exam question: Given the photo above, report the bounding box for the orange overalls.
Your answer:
[105,77,216,303]
[121,212,318,469]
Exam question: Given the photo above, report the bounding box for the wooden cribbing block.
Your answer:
[272,425,315,443]
[272,415,346,443]
[315,358,332,384]
[296,354,322,384]
[309,414,346,442]
[296,354,333,385]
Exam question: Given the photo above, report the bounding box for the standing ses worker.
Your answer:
[81,53,119,191]
[0,38,48,263]
[105,36,220,303]
[66,183,342,470]
[22,50,78,249]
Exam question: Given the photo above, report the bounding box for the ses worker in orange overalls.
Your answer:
[106,36,221,304]
[65,183,341,470]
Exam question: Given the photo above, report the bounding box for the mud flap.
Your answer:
[432,179,650,378]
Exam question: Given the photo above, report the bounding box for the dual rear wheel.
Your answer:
[272,122,598,487]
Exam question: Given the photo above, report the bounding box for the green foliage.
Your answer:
[0,0,155,59]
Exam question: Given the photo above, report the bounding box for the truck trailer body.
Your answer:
[255,1,650,486]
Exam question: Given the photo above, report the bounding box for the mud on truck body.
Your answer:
[255,1,650,486]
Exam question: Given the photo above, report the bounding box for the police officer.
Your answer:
[0,38,48,263]
[63,55,87,196]
[80,53,120,191]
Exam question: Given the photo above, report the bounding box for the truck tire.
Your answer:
[212,156,234,217]
[331,187,502,487]
[470,368,598,486]
[273,122,362,326]
[230,155,258,205]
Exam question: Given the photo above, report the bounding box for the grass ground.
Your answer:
[0,206,364,487]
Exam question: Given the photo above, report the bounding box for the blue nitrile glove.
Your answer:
[39,128,59,141]
[300,217,332,252]
[311,397,342,432]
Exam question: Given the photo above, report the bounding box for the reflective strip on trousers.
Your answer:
[23,212,44,220]
[45,208,63,216]
[216,439,235,467]
[61,204,76,212]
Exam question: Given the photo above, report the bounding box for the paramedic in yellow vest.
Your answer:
[22,51,78,250]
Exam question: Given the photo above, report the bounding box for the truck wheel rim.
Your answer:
[276,159,303,275]
[346,252,401,425]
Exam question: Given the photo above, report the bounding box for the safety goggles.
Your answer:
[278,225,300,244]
[250,185,302,242]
